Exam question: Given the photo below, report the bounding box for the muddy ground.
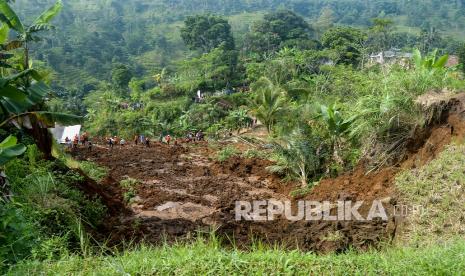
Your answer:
[74,94,465,253]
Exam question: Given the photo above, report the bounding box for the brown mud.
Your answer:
[74,93,465,253]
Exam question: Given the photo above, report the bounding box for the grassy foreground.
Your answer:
[396,143,465,246]
[7,238,465,275]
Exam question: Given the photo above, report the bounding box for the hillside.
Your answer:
[13,0,465,93]
[1,0,465,274]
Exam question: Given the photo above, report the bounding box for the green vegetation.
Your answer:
[216,145,239,162]
[396,143,465,246]
[78,161,107,182]
[1,145,106,271]
[0,136,26,167]
[119,177,139,203]
[1,0,465,273]
[7,237,465,275]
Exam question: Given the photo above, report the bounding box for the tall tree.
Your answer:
[244,10,315,56]
[321,26,367,66]
[111,63,133,90]
[180,14,235,53]
[368,18,394,52]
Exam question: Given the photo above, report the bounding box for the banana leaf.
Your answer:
[0,84,26,100]
[0,0,24,34]
[33,0,62,26]
[0,135,26,165]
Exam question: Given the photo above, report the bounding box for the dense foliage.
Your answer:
[10,0,465,106]
[1,0,465,272]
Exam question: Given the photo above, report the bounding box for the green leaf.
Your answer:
[412,49,422,69]
[25,81,48,105]
[0,85,26,100]
[433,54,449,69]
[33,0,62,25]
[0,61,11,68]
[0,144,26,165]
[30,111,82,127]
[0,23,8,43]
[0,0,24,34]
[0,135,16,148]
[0,69,39,87]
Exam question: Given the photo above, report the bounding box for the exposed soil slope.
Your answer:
[75,93,465,253]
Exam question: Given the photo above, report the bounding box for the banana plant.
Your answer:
[0,68,81,127]
[0,0,80,159]
[0,0,63,70]
[412,48,449,74]
[0,69,81,159]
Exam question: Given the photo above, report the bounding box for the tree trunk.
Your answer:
[300,164,307,188]
[28,116,54,160]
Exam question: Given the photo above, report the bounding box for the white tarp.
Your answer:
[50,124,81,144]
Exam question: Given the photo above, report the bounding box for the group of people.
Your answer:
[66,130,206,151]
[64,132,92,151]
[186,130,204,143]
[107,136,127,149]
[133,135,151,147]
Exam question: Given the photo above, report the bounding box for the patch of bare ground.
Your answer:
[73,93,465,253]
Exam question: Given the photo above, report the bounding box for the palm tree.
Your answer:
[268,128,321,188]
[249,77,287,133]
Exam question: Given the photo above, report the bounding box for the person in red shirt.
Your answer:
[73,135,79,149]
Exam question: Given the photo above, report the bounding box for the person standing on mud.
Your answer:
[186,132,193,143]
[145,137,151,147]
[196,130,204,141]
[81,132,89,145]
[87,141,93,152]
[165,134,171,145]
[73,135,79,149]
[108,137,114,149]
[113,136,120,147]
[65,137,71,149]
[134,135,139,145]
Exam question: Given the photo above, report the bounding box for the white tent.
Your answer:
[50,124,81,144]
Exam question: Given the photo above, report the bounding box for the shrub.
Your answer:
[79,161,108,182]
[216,146,239,162]
[241,148,270,159]
[0,201,38,271]
[120,177,140,203]
[1,155,107,269]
